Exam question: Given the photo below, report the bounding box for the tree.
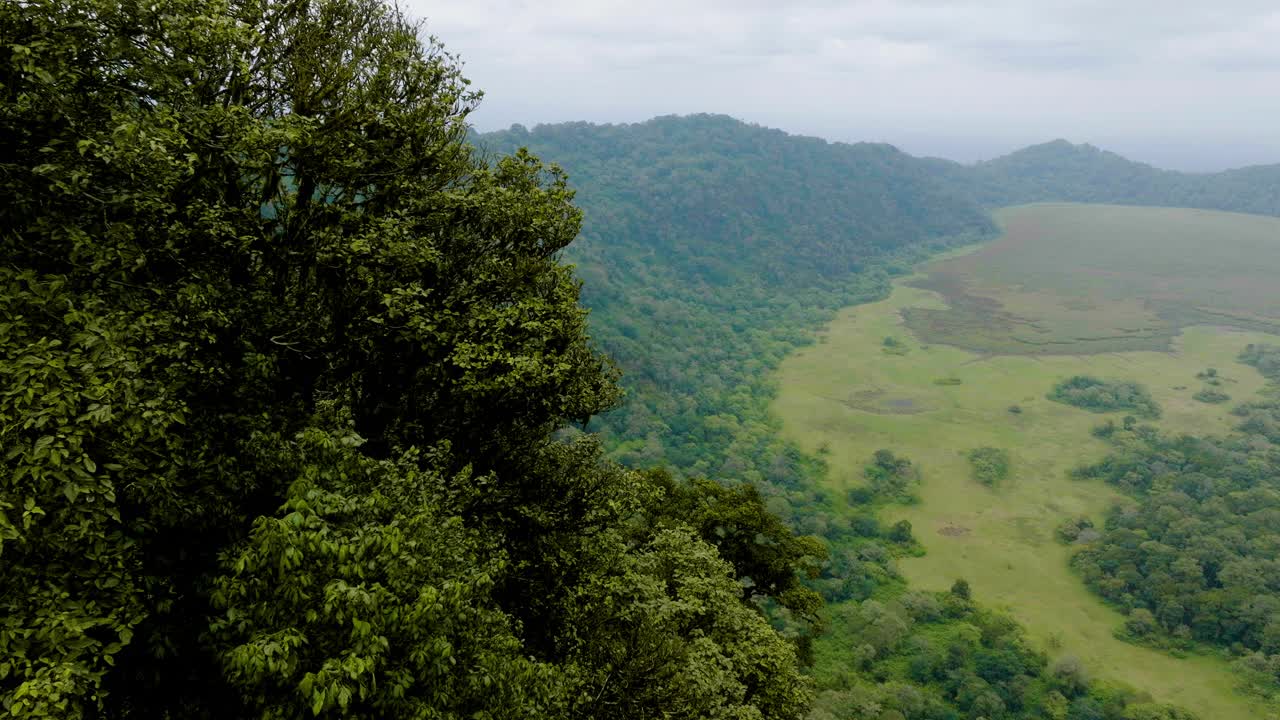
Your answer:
[642,472,827,622]
[888,519,914,544]
[951,579,973,601]
[865,449,919,499]
[1124,608,1159,638]
[0,1,811,716]
[1051,656,1090,697]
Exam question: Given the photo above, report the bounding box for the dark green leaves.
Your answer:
[2,1,811,717]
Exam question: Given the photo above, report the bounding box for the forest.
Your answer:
[1070,345,1280,699]
[6,1,1280,719]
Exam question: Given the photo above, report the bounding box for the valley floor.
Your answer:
[775,281,1279,720]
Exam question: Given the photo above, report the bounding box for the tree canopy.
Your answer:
[0,1,814,717]
[1048,376,1162,419]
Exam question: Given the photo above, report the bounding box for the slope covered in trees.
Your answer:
[478,117,995,488]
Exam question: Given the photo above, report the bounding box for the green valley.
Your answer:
[775,203,1280,719]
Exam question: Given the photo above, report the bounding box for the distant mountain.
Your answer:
[959,138,1280,216]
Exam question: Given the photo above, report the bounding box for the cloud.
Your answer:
[410,0,1280,170]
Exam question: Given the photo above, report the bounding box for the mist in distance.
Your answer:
[417,0,1280,172]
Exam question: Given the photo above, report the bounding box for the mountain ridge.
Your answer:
[499,114,1280,177]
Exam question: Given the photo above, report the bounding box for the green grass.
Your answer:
[774,203,1280,719]
[904,203,1280,355]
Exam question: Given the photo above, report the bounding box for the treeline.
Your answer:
[1068,345,1280,700]
[814,585,1195,720]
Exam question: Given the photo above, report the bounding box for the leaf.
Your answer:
[311,688,326,716]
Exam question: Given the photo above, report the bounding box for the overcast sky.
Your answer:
[411,1,1280,171]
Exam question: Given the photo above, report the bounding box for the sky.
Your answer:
[410,1,1280,171]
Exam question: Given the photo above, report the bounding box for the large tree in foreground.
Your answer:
[0,0,814,717]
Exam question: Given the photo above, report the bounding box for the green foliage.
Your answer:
[1048,376,1161,418]
[811,587,1180,720]
[1070,369,1280,697]
[0,2,810,717]
[966,447,1011,486]
[864,449,921,501]
[888,520,915,544]
[1241,343,1280,382]
[1055,516,1097,544]
[642,471,827,623]
[1124,609,1160,639]
[1192,388,1230,404]
[883,336,910,356]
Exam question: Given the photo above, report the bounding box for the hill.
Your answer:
[478,115,995,485]
[960,139,1280,215]
[481,115,994,286]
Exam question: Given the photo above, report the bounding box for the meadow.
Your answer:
[775,203,1280,719]
[904,203,1280,355]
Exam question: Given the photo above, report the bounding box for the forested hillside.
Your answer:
[479,118,1280,496]
[9,0,1280,711]
[478,117,994,491]
[955,140,1280,216]
[476,118,1230,720]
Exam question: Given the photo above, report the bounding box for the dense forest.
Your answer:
[1070,345,1280,700]
[0,2,821,717]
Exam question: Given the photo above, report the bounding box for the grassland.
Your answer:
[774,204,1280,719]
[905,203,1280,355]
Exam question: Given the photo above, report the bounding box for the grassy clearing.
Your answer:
[775,203,1280,719]
[777,287,1276,718]
[904,203,1280,355]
